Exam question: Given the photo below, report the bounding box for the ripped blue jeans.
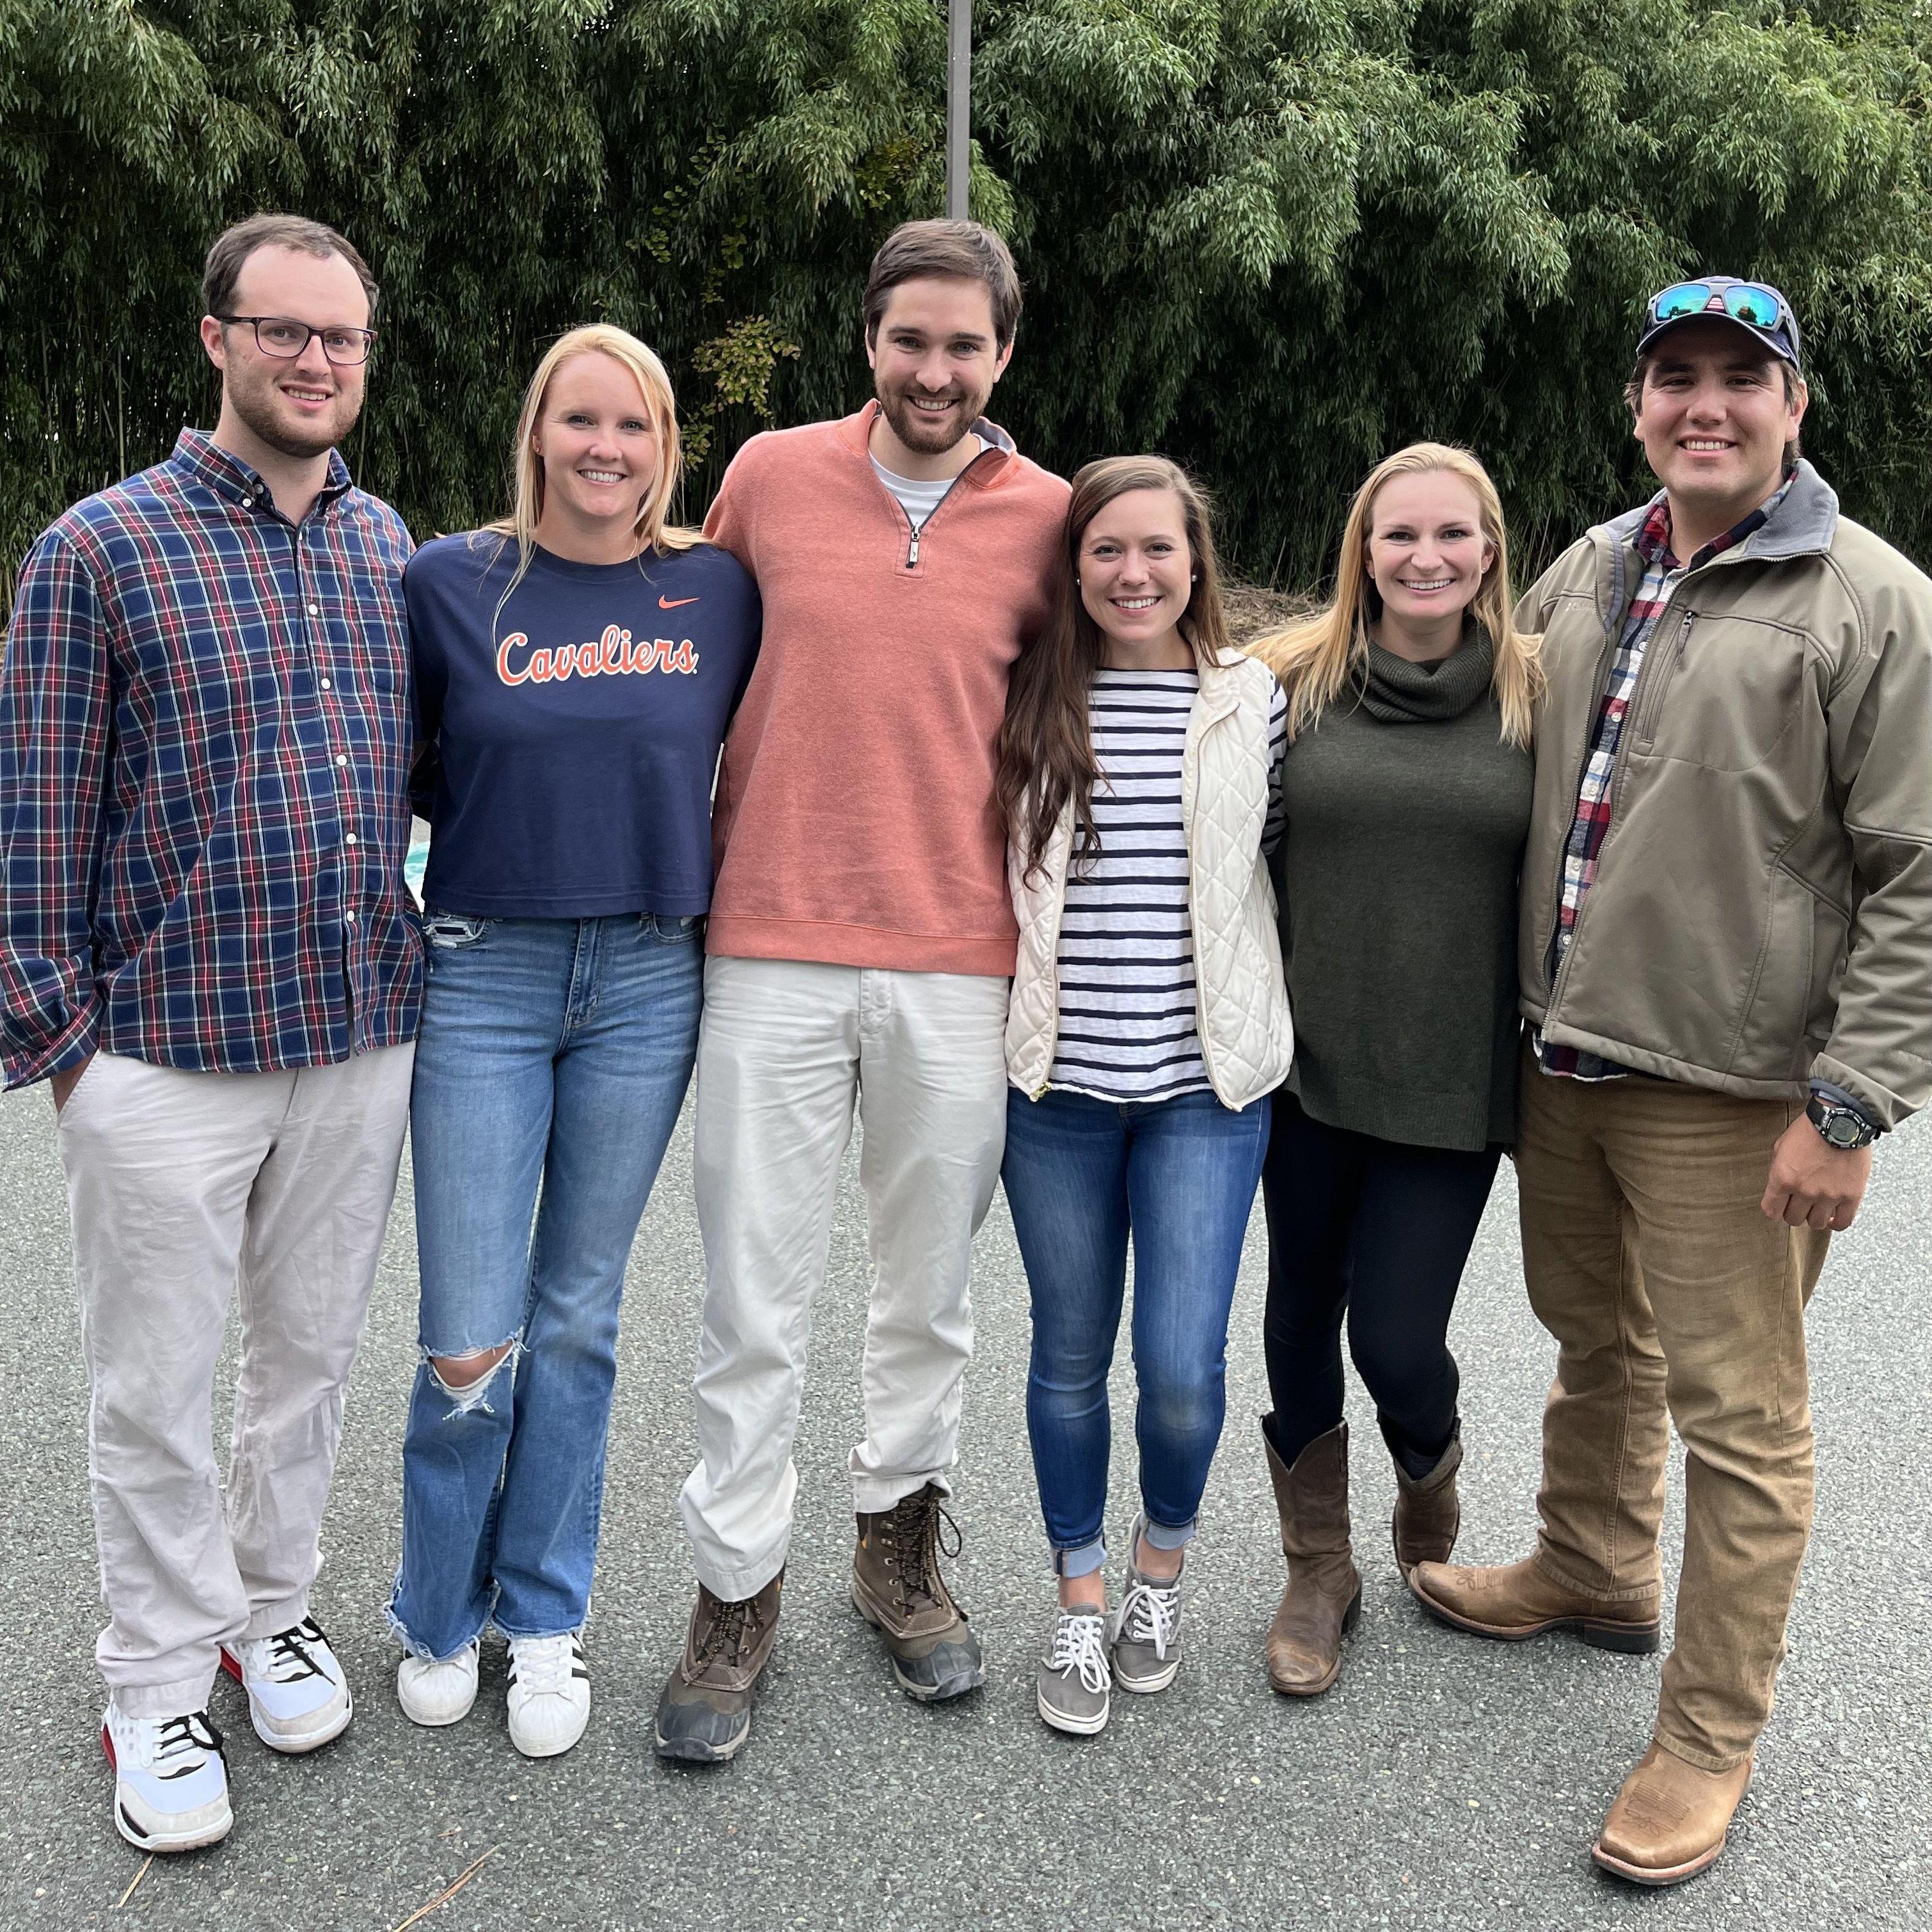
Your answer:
[387,910,702,1660]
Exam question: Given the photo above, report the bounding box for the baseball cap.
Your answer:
[1635,277,1803,371]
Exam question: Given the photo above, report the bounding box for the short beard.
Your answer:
[227,372,355,461]
[877,382,981,456]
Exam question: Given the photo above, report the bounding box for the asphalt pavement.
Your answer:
[3,1081,1929,1930]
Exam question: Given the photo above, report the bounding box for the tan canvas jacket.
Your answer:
[1517,461,1932,1130]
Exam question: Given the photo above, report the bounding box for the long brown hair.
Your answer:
[1249,442,1542,745]
[997,455,1235,882]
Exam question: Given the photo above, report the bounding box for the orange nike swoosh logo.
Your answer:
[659,594,700,609]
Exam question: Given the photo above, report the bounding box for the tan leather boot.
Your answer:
[1409,1554,1660,1653]
[1263,1423,1361,1697]
[1386,1421,1462,1578]
[1592,1743,1752,1885]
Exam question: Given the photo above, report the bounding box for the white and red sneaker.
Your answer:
[219,1617,353,1753]
[102,1704,232,1853]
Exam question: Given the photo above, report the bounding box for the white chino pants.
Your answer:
[677,957,1009,1600]
[58,1045,413,1714]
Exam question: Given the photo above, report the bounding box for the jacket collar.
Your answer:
[834,400,1019,481]
[1597,458,1838,568]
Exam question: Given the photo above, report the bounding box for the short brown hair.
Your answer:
[863,219,1022,349]
[202,213,380,321]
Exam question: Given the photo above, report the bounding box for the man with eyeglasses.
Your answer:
[0,213,418,1853]
[1411,278,1932,1883]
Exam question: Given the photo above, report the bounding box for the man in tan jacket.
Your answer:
[1411,278,1932,1885]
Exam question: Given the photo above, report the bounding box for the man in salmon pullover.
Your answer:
[654,220,1070,1762]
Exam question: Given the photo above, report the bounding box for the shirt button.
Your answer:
[345,833,358,846]
[319,677,331,690]
[308,603,320,615]
[345,909,358,924]
[335,754,347,767]
[241,496,253,508]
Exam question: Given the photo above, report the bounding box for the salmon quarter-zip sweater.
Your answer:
[702,401,1070,975]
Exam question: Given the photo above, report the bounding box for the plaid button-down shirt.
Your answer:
[0,429,422,1086]
[1537,480,1791,1081]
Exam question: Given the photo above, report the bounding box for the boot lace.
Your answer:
[696,1597,754,1668]
[1045,1612,1109,1696]
[1118,1575,1182,1661]
[891,1485,963,1609]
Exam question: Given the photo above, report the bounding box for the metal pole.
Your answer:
[946,0,970,219]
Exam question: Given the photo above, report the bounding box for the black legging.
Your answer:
[1261,1093,1502,1477]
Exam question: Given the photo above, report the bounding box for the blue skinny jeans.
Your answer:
[387,911,701,1660]
[1001,1084,1271,1576]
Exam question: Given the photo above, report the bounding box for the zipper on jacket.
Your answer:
[886,442,995,568]
[1630,612,1695,748]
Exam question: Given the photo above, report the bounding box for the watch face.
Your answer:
[1824,1112,1863,1147]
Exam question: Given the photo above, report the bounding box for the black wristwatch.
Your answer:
[1806,1093,1879,1151]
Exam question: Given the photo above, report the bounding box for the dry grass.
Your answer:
[1221,580,1320,644]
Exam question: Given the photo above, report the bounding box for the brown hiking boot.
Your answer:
[1592,1743,1753,1887]
[1386,1420,1463,1578]
[653,1571,783,1763]
[851,1483,984,1701]
[1409,1554,1660,1653]
[1263,1422,1361,1697]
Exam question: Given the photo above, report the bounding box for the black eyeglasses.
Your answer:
[216,315,377,366]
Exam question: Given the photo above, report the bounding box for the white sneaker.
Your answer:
[102,1704,232,1853]
[396,1639,480,1728]
[505,1632,590,1758]
[221,1616,352,1752]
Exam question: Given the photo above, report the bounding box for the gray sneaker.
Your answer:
[1036,1608,1111,1736]
[1112,1523,1184,1693]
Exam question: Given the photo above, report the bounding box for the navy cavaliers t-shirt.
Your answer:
[406,534,761,918]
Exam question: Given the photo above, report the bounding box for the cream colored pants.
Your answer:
[677,957,1009,1601]
[58,1045,413,1714]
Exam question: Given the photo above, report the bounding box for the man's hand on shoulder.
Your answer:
[49,1053,94,1114]
[1762,1113,1871,1231]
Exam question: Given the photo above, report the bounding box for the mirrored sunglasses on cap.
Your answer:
[1639,277,1801,367]
[1649,280,1784,329]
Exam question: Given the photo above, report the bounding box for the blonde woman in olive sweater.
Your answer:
[1246,443,1541,1698]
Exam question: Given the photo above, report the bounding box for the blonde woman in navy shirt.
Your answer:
[387,325,758,1755]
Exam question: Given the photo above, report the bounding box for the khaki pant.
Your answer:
[677,957,1009,1601]
[1516,1045,1830,1770]
[58,1045,413,1715]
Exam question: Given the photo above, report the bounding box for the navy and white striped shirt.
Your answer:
[0,430,422,1086]
[1048,667,1287,1104]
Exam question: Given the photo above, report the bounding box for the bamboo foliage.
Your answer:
[4,0,1931,598]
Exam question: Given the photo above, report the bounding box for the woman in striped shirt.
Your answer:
[996,457,1291,1736]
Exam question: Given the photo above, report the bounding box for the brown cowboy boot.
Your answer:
[653,1570,783,1763]
[1409,1554,1660,1653]
[1263,1422,1361,1697]
[1384,1417,1464,1579]
[852,1482,984,1701]
[1592,1743,1754,1886]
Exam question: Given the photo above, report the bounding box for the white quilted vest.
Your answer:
[1006,653,1294,1111]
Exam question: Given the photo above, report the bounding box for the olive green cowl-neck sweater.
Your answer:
[1272,629,1532,1150]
